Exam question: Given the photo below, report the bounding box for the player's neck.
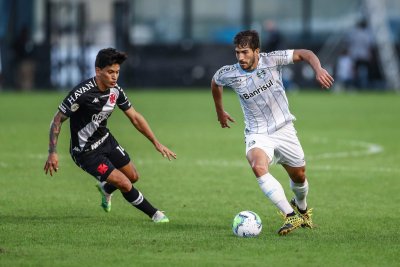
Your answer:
[244,59,259,72]
[95,76,108,92]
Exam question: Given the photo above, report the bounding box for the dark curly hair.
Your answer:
[95,48,127,69]
[233,30,260,51]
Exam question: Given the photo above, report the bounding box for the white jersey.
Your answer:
[213,50,296,135]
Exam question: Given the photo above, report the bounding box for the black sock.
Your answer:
[298,207,307,214]
[122,187,157,218]
[287,211,296,217]
[103,182,118,194]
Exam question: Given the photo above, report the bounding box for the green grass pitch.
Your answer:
[0,89,399,266]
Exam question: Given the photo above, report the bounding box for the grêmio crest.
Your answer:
[256,69,266,79]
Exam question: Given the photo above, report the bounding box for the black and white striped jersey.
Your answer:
[58,77,132,154]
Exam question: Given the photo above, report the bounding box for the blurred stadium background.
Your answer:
[0,0,399,91]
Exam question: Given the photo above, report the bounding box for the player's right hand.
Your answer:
[44,153,59,176]
[218,111,235,128]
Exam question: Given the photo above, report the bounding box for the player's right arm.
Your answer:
[44,111,69,176]
[211,78,235,128]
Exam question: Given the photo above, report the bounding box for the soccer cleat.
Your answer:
[96,183,112,212]
[290,198,314,228]
[152,210,169,223]
[277,212,303,236]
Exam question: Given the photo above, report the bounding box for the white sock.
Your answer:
[257,173,294,215]
[290,179,309,211]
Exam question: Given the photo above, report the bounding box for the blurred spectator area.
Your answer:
[0,0,400,89]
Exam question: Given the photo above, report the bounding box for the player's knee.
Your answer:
[108,172,132,192]
[117,178,133,192]
[129,172,139,183]
[291,169,306,183]
[251,163,268,177]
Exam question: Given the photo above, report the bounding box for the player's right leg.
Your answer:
[246,147,300,235]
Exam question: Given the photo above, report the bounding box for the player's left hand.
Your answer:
[316,68,334,89]
[154,142,177,161]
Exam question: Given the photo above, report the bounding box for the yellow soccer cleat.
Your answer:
[290,198,314,228]
[277,212,303,236]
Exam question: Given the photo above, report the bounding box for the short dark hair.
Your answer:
[95,48,127,69]
[233,30,260,51]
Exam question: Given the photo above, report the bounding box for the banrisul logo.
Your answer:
[242,80,274,99]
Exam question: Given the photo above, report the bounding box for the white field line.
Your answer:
[310,165,400,173]
[307,139,383,160]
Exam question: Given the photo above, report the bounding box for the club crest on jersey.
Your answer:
[256,70,266,79]
[109,93,116,104]
[71,103,80,112]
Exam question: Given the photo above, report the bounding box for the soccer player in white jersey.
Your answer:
[211,30,334,235]
[44,48,176,223]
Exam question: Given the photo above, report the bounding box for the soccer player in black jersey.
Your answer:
[44,48,176,223]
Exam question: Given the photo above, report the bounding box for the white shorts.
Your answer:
[245,123,305,167]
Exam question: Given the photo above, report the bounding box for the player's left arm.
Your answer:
[123,107,176,160]
[293,49,334,89]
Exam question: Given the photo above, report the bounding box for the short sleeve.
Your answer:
[265,50,294,66]
[58,91,76,117]
[213,71,225,86]
[213,65,236,86]
[116,86,132,111]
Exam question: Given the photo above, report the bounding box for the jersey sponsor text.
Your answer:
[242,80,274,99]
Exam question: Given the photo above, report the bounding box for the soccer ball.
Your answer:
[232,210,262,237]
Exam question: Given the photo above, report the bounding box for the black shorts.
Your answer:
[71,134,131,182]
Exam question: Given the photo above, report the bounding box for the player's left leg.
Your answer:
[110,144,168,222]
[274,123,314,228]
[284,165,308,210]
[283,165,314,228]
[106,168,168,223]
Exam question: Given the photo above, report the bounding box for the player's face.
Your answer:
[235,46,260,71]
[95,64,120,91]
